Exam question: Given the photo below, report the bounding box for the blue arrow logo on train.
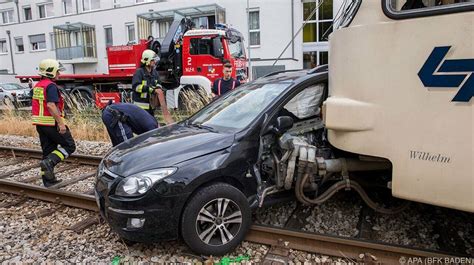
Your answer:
[418,46,474,102]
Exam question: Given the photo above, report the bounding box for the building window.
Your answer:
[23,7,32,21]
[1,9,15,24]
[82,0,100,12]
[126,23,136,43]
[104,26,113,47]
[38,3,54,19]
[29,34,46,51]
[0,40,7,53]
[63,0,73,14]
[15,37,24,52]
[158,21,170,39]
[303,51,328,69]
[192,17,209,29]
[135,0,154,3]
[303,0,333,43]
[248,10,260,46]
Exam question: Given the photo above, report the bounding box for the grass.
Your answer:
[0,90,210,142]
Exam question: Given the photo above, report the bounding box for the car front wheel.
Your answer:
[180,183,251,256]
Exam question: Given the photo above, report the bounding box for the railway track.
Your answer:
[0,146,469,264]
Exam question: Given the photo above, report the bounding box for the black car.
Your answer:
[95,67,329,255]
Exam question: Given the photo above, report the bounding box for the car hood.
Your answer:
[104,123,235,176]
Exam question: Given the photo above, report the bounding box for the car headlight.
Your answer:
[115,168,177,197]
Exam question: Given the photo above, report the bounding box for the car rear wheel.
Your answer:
[180,183,251,256]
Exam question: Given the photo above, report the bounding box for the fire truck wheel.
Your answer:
[71,87,94,108]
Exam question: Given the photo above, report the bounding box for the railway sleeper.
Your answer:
[0,195,28,208]
[0,158,26,168]
[25,205,65,220]
[262,239,290,265]
[67,216,101,233]
[0,163,39,179]
[49,171,96,189]
[23,164,82,183]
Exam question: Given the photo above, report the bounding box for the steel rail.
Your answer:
[246,225,459,264]
[0,146,102,166]
[0,179,98,211]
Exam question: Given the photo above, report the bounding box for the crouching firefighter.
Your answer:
[101,102,158,146]
[32,59,76,187]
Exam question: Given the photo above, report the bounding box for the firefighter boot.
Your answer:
[40,155,62,187]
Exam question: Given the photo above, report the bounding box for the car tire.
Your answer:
[181,183,251,256]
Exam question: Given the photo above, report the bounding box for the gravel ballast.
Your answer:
[0,134,111,157]
[0,193,351,263]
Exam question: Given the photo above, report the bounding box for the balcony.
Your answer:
[56,45,97,63]
[53,22,97,64]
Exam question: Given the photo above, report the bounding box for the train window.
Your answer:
[383,0,474,19]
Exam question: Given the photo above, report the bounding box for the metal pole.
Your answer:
[6,30,15,74]
[246,0,252,81]
[291,0,294,59]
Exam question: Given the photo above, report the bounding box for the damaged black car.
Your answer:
[95,66,341,255]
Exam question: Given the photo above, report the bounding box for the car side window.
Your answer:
[282,83,325,120]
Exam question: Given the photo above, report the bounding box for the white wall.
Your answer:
[0,0,342,78]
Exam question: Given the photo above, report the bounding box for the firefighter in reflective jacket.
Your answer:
[32,59,76,187]
[212,62,241,97]
[132,49,162,116]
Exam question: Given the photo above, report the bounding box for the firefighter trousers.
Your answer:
[36,125,76,160]
[102,109,133,147]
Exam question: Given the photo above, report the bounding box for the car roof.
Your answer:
[0,83,26,89]
[0,83,22,85]
[254,65,328,85]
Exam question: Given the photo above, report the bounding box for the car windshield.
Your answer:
[1,84,24,90]
[189,82,291,132]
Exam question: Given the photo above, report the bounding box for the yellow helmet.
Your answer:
[38,59,65,78]
[141,49,159,65]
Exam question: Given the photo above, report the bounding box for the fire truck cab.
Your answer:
[165,26,247,108]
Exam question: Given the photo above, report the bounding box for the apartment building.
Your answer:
[0,0,342,80]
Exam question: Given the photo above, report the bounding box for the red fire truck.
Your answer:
[16,18,248,109]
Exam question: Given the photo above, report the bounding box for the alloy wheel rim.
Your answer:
[195,198,243,246]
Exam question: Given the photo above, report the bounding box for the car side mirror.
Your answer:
[272,116,294,135]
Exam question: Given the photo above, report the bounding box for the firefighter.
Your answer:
[101,102,158,146]
[132,49,162,116]
[212,62,241,97]
[32,59,76,187]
